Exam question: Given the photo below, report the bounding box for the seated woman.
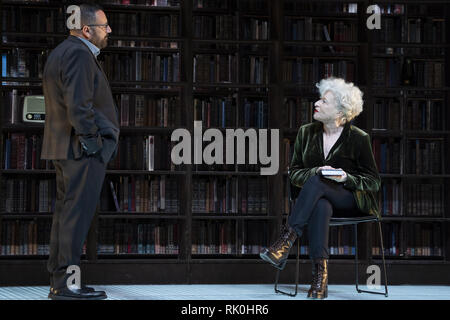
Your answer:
[260,77,381,299]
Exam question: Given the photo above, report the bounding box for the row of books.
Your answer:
[372,222,443,257]
[328,225,356,256]
[240,220,268,254]
[283,1,358,14]
[1,178,55,213]
[282,58,355,84]
[1,220,443,258]
[100,0,180,6]
[107,135,176,171]
[193,97,268,129]
[2,89,24,124]
[192,177,268,214]
[405,183,444,217]
[193,54,270,85]
[98,220,179,255]
[373,17,403,44]
[1,5,65,34]
[373,138,444,175]
[194,15,269,40]
[379,181,445,217]
[372,138,401,174]
[100,176,178,213]
[242,18,269,41]
[405,100,444,131]
[192,221,359,256]
[1,5,180,35]
[376,4,405,14]
[374,59,443,88]
[0,132,171,172]
[100,52,180,82]
[240,56,269,84]
[194,0,228,9]
[404,222,442,257]
[1,49,48,80]
[407,4,443,16]
[372,223,401,256]
[193,15,237,40]
[236,0,267,12]
[194,0,270,11]
[191,220,236,254]
[284,20,356,48]
[284,43,357,57]
[193,54,237,83]
[117,94,181,127]
[241,99,268,128]
[372,59,400,87]
[285,98,313,129]
[407,18,445,44]
[107,12,179,37]
[378,181,401,216]
[405,139,443,175]
[373,17,445,44]
[109,39,178,49]
[2,133,444,176]
[0,219,60,256]
[194,97,235,128]
[372,99,401,130]
[409,61,443,88]
[2,134,54,170]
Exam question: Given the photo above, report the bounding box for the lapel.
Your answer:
[67,36,119,119]
[315,121,351,162]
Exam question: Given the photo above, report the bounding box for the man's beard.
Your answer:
[100,35,108,49]
[91,31,108,49]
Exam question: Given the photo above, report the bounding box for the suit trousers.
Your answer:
[288,175,364,259]
[47,154,106,289]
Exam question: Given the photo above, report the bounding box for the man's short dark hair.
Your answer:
[79,3,104,27]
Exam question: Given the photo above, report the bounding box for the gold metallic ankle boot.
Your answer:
[307,258,329,299]
[259,224,297,270]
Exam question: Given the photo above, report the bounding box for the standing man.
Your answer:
[42,4,119,300]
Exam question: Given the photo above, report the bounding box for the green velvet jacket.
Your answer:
[289,121,381,218]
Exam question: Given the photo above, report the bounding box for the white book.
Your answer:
[148,135,155,171]
[320,169,345,176]
[11,89,18,124]
[160,176,166,211]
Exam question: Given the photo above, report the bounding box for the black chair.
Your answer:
[274,181,388,297]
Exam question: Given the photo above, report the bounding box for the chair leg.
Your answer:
[354,224,360,293]
[274,238,300,297]
[378,221,389,297]
[356,221,389,297]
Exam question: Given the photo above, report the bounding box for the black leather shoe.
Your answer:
[48,286,107,300]
[49,286,102,294]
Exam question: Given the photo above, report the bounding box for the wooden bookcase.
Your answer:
[0,0,449,286]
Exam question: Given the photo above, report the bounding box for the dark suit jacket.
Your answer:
[41,35,119,163]
[289,121,381,218]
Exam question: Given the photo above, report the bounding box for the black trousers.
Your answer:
[288,175,364,259]
[47,155,106,289]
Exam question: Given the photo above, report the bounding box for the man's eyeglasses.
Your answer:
[87,24,110,31]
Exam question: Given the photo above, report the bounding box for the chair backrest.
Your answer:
[287,170,301,203]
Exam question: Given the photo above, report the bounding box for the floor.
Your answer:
[0,284,449,300]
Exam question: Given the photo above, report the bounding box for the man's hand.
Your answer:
[79,135,102,156]
[317,166,347,183]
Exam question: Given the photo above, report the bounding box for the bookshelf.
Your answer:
[0,0,449,286]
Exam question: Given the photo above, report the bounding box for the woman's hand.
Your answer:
[316,166,348,183]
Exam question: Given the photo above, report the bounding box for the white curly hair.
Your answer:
[315,77,363,123]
